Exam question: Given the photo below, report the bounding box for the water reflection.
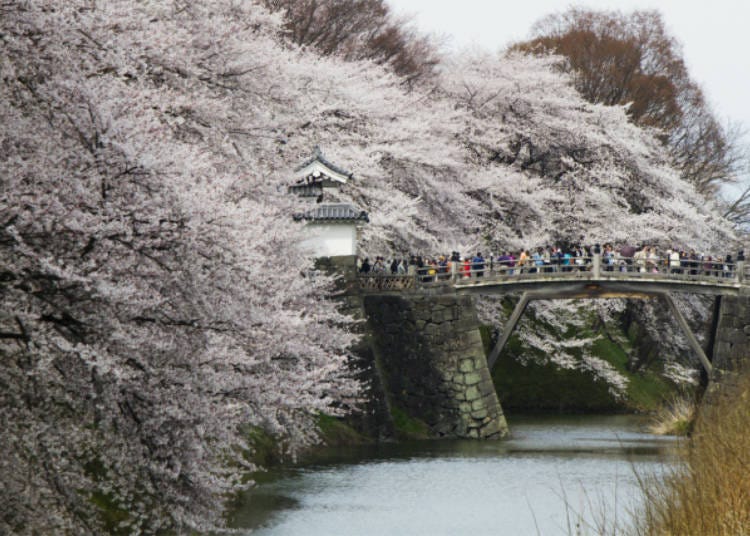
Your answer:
[229,414,676,536]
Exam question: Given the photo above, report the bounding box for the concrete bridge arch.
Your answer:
[484,287,715,376]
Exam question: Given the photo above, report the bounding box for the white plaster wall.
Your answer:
[302,223,357,257]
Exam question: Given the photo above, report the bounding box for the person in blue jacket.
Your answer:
[472,252,485,277]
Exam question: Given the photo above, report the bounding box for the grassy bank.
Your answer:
[481,323,679,414]
[633,373,750,535]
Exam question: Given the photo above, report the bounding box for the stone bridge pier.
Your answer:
[708,295,750,399]
[362,293,508,439]
[316,255,507,440]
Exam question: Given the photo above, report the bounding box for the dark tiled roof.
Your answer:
[293,203,369,223]
[295,146,354,179]
[288,183,324,197]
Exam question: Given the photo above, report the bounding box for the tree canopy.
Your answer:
[262,0,440,85]
[512,8,744,197]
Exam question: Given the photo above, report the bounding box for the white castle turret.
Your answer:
[290,147,368,257]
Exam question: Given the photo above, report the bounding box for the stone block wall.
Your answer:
[711,295,750,374]
[315,256,507,440]
[707,295,750,403]
[363,293,508,439]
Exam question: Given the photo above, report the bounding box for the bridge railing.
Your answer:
[462,255,742,284]
[358,254,746,290]
[598,256,739,281]
[480,256,596,279]
[358,274,418,291]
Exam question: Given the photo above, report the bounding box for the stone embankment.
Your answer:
[707,295,750,402]
[363,293,507,439]
[316,255,507,440]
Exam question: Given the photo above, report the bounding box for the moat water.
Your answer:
[229,414,676,536]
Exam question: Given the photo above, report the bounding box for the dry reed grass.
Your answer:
[647,395,697,436]
[633,373,750,535]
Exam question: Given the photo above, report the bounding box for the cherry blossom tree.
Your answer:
[315,49,735,256]
[1,2,359,533]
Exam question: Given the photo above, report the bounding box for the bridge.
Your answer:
[359,254,749,376]
[329,252,750,440]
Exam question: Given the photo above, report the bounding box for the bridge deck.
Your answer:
[358,255,748,297]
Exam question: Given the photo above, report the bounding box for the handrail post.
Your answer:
[737,260,745,283]
[593,253,601,278]
[451,260,458,283]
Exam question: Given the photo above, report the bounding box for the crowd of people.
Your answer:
[358,244,742,282]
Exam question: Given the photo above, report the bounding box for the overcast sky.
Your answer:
[388,0,750,139]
